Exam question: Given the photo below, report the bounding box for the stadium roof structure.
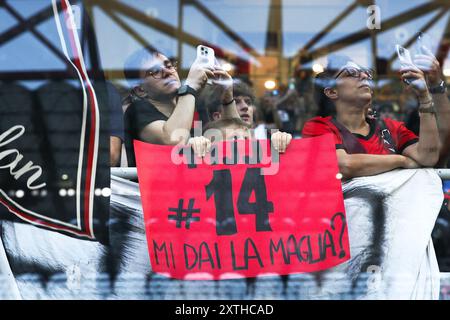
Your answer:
[0,0,449,82]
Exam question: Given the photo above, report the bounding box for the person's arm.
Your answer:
[110,136,122,167]
[414,48,450,164]
[431,90,450,142]
[275,88,298,108]
[401,104,440,167]
[213,69,240,120]
[399,64,440,166]
[337,149,419,179]
[414,47,450,136]
[139,62,214,145]
[138,95,197,145]
[301,119,419,177]
[269,98,283,129]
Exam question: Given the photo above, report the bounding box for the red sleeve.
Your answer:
[384,118,419,153]
[302,117,344,149]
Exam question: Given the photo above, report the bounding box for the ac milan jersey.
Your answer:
[302,116,418,155]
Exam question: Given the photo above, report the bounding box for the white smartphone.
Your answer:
[396,44,414,84]
[196,45,215,68]
[396,44,413,65]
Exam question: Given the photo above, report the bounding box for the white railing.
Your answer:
[111,168,140,180]
[112,168,450,180]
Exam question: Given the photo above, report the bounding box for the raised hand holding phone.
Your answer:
[396,45,414,85]
[196,45,219,85]
[196,45,215,68]
[413,34,443,87]
[184,45,216,91]
[396,44,428,96]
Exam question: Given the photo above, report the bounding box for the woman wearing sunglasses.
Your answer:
[302,58,439,179]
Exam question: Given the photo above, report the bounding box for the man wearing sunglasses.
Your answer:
[302,59,439,179]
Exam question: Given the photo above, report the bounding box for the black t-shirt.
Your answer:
[124,98,168,167]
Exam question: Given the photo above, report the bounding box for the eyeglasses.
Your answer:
[145,60,178,79]
[335,66,374,80]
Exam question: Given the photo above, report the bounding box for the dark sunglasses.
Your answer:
[335,66,374,80]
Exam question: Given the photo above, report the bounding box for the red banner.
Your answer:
[135,134,350,280]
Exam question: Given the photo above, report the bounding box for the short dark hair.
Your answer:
[233,80,255,104]
[123,46,159,86]
[314,71,337,117]
[203,85,225,121]
[313,54,353,117]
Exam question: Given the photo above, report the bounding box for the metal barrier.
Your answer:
[111,168,140,180]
